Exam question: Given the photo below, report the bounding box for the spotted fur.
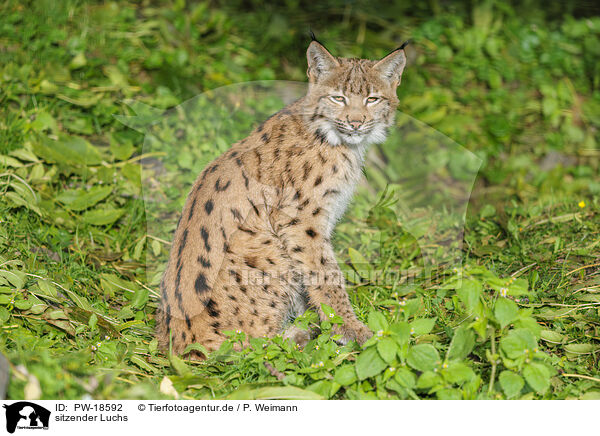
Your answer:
[156,40,407,357]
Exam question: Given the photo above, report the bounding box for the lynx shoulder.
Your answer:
[156,39,407,357]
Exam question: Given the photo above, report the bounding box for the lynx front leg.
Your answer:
[309,244,372,345]
[287,236,372,345]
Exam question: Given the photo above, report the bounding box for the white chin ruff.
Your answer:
[320,123,388,147]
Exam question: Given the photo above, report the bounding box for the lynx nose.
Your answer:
[348,119,363,130]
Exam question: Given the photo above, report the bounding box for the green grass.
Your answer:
[0,0,599,400]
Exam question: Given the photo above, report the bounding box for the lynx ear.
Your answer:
[373,42,409,87]
[307,41,339,82]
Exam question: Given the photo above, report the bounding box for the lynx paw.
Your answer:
[282,325,312,348]
[333,320,372,345]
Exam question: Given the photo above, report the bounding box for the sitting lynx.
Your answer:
[156,37,408,357]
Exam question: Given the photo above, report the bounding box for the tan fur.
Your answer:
[156,40,407,357]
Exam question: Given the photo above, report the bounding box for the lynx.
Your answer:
[156,37,408,357]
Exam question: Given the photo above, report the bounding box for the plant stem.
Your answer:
[488,328,497,396]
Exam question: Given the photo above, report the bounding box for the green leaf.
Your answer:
[355,346,387,380]
[14,299,33,310]
[226,385,324,400]
[409,317,436,336]
[564,343,595,356]
[320,303,335,318]
[407,344,440,372]
[443,362,475,384]
[36,279,58,299]
[394,367,416,389]
[499,371,524,398]
[416,371,441,389]
[0,307,10,325]
[306,380,340,399]
[540,329,564,344]
[348,247,371,279]
[131,288,149,310]
[56,186,112,211]
[65,289,93,311]
[447,325,475,361]
[181,342,209,359]
[88,313,98,330]
[507,278,530,296]
[377,337,398,364]
[457,279,481,311]
[367,311,388,332]
[334,365,357,386]
[494,298,519,328]
[82,208,125,226]
[523,363,550,394]
[169,354,191,376]
[0,270,25,289]
[33,134,102,167]
[389,322,411,345]
[500,328,537,359]
[129,354,158,374]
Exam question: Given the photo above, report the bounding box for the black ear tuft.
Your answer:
[398,39,412,51]
[309,29,322,45]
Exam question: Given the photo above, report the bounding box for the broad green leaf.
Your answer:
[306,380,340,399]
[499,370,524,398]
[182,343,209,359]
[436,388,462,400]
[447,325,475,361]
[82,208,125,226]
[56,186,112,211]
[333,365,357,386]
[356,346,387,380]
[0,307,10,325]
[131,288,149,310]
[564,343,595,356]
[377,337,398,364]
[0,269,25,289]
[367,311,388,332]
[389,321,411,345]
[443,362,475,384]
[507,278,530,297]
[348,248,371,279]
[416,371,441,389]
[394,367,416,389]
[540,329,564,344]
[27,295,47,314]
[494,298,519,328]
[169,354,191,376]
[33,134,102,166]
[36,279,58,299]
[226,385,324,400]
[4,192,42,216]
[457,279,481,311]
[409,317,436,336]
[523,363,550,394]
[320,303,335,318]
[14,299,33,310]
[407,344,440,372]
[130,354,159,374]
[65,289,93,312]
[0,155,23,167]
[500,328,537,359]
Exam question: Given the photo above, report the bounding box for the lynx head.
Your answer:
[304,39,407,147]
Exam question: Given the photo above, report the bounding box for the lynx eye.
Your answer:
[366,96,380,104]
[330,95,346,104]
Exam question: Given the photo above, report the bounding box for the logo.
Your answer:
[2,402,50,433]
